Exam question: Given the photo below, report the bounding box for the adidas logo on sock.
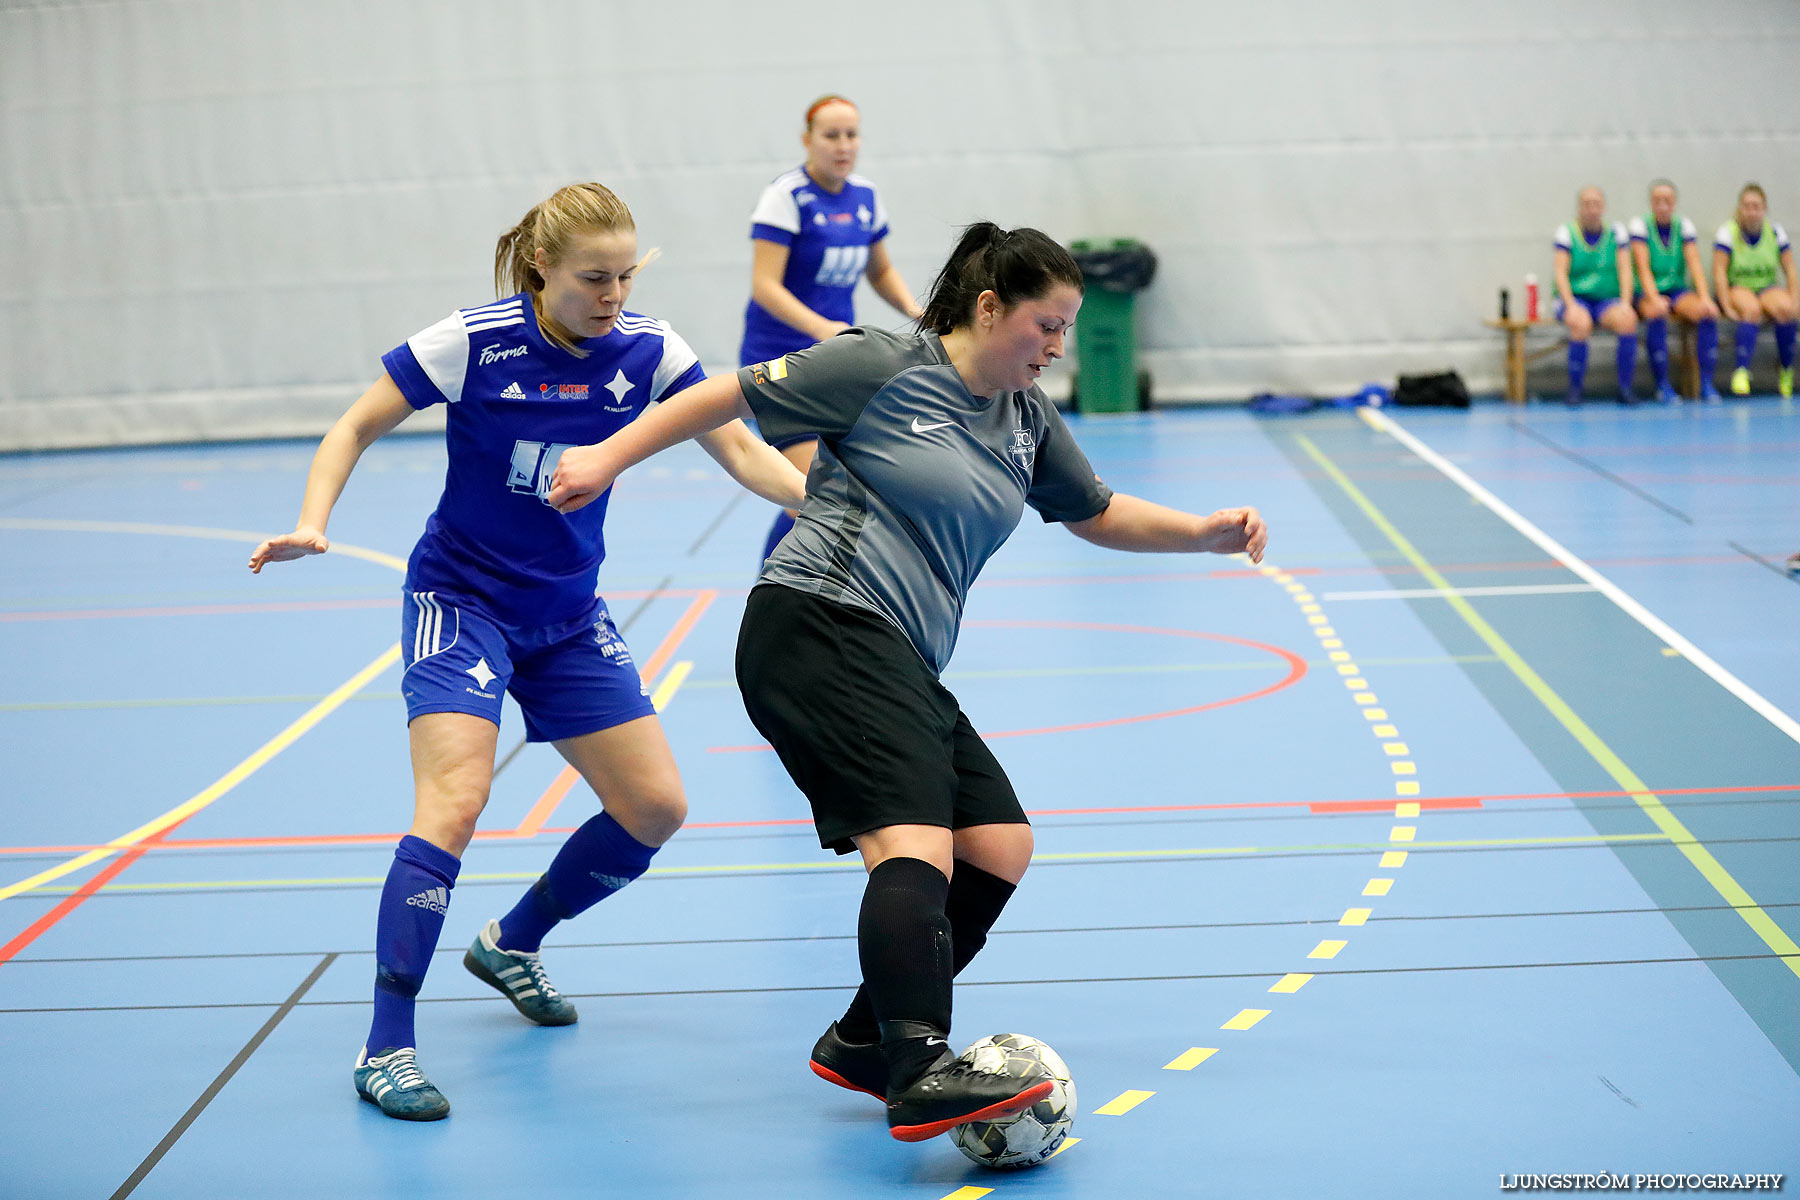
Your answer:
[501,382,526,400]
[405,886,449,913]
[588,871,633,891]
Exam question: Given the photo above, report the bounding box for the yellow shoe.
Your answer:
[1730,367,1751,395]
[1781,366,1794,399]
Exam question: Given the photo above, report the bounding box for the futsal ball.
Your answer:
[948,1033,1077,1169]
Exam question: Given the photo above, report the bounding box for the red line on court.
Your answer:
[2,782,1795,860]
[0,597,402,622]
[0,825,184,964]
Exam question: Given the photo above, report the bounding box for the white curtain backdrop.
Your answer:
[3,0,1798,448]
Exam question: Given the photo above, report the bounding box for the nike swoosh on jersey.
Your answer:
[911,417,955,433]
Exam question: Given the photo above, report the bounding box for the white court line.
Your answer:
[1360,408,1800,747]
[1323,584,1599,601]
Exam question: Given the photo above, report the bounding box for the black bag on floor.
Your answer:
[1393,371,1470,407]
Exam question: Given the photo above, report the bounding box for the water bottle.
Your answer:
[1525,273,1540,321]
[1499,288,1511,320]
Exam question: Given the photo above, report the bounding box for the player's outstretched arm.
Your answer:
[548,373,752,514]
[248,374,413,573]
[1066,494,1266,562]
[696,419,808,509]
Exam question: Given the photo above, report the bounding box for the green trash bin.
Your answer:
[1069,238,1157,413]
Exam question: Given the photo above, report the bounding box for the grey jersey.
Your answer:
[739,326,1113,674]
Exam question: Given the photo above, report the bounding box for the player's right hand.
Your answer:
[248,527,329,573]
[546,443,618,514]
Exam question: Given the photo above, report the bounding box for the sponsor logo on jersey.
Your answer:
[829,212,854,224]
[857,204,872,228]
[796,191,816,207]
[750,357,789,387]
[911,416,955,434]
[406,886,449,913]
[479,344,530,366]
[813,213,828,227]
[1009,426,1037,469]
[500,382,526,399]
[539,382,590,400]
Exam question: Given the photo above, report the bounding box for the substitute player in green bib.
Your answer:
[1630,179,1721,403]
[1712,183,1798,397]
[1554,187,1639,404]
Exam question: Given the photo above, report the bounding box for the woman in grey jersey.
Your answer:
[546,222,1266,1145]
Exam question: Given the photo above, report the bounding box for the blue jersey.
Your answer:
[382,295,706,626]
[739,167,890,365]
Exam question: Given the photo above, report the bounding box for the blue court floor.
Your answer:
[2,396,1796,1199]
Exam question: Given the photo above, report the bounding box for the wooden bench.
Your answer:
[1485,316,1701,402]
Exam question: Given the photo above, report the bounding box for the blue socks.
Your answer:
[1737,321,1759,370]
[1778,322,1797,369]
[1567,340,1589,396]
[497,811,657,953]
[1615,333,1638,398]
[1645,318,1669,388]
[1698,318,1719,381]
[762,509,796,565]
[368,835,461,1054]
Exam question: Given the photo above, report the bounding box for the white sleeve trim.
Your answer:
[1680,216,1698,242]
[749,181,802,234]
[1626,216,1648,241]
[410,313,472,405]
[1776,222,1791,252]
[650,322,702,402]
[1553,225,1572,250]
[1715,223,1734,252]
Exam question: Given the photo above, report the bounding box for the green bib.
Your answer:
[1641,215,1689,293]
[1565,221,1619,298]
[1723,220,1781,292]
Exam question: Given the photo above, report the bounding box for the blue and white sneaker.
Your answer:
[354,1046,449,1121]
[463,918,579,1026]
[1654,382,1680,405]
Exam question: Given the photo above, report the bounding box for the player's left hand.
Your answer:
[546,443,618,514]
[1209,506,1267,563]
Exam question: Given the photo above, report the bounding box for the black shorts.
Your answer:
[735,584,1028,854]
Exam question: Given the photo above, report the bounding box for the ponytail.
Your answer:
[918,222,1082,336]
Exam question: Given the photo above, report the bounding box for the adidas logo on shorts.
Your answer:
[406,886,449,913]
[501,382,526,400]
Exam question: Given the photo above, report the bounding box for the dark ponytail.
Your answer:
[918,222,1084,336]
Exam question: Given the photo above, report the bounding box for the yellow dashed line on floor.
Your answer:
[1095,1090,1156,1116]
[1269,973,1313,994]
[1380,851,1409,868]
[1340,907,1372,926]
[1222,1008,1270,1030]
[1309,939,1347,959]
[1363,878,1394,896]
[1164,1047,1218,1070]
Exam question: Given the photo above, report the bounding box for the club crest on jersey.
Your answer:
[749,357,789,387]
[540,382,589,400]
[1008,426,1037,470]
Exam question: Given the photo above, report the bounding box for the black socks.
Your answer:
[856,857,953,1092]
[840,859,1017,1046]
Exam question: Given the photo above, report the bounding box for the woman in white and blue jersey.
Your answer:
[248,183,805,1121]
[741,95,923,561]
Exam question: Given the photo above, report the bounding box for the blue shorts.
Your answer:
[400,589,655,742]
[1557,295,1619,324]
[1635,287,1689,306]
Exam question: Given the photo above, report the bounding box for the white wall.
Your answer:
[3,0,1798,449]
